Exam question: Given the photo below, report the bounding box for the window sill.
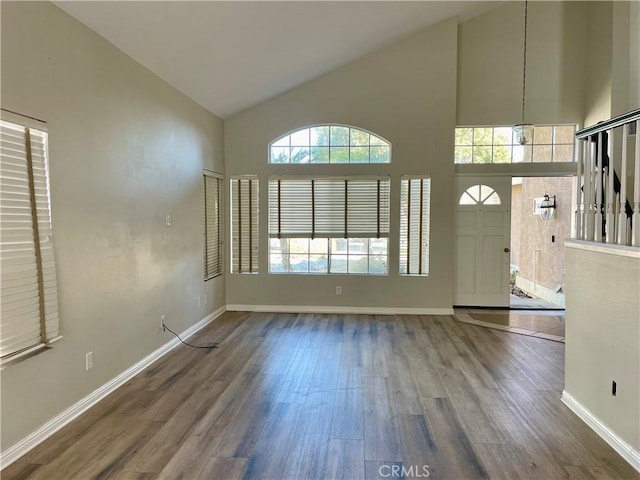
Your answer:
[0,336,63,370]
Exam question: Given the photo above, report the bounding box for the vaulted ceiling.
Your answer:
[55,1,502,118]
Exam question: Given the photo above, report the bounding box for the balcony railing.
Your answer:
[574,108,640,246]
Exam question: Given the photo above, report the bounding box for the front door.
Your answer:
[454,176,511,307]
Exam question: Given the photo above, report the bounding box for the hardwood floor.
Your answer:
[3,312,638,480]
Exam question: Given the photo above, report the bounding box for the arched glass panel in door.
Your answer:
[459,184,501,205]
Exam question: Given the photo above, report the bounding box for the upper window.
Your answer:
[454,125,576,164]
[269,125,391,164]
[203,172,222,280]
[1,117,61,363]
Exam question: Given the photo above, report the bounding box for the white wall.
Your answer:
[457,1,587,127]
[611,1,640,116]
[629,2,640,110]
[564,242,640,459]
[224,19,458,310]
[0,2,224,450]
[223,0,626,311]
[2,0,637,459]
[583,1,639,125]
[583,2,613,127]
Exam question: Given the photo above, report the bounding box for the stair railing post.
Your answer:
[585,136,595,241]
[618,123,629,245]
[595,131,604,242]
[575,138,584,239]
[606,129,616,243]
[633,120,640,246]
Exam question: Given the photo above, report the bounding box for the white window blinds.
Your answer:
[1,118,60,360]
[400,177,431,275]
[268,176,390,239]
[203,172,222,280]
[230,176,259,273]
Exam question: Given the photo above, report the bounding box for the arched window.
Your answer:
[269,125,391,164]
[459,185,501,205]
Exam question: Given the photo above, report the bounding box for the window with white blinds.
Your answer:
[268,177,390,239]
[1,117,61,361]
[203,172,222,280]
[230,176,259,273]
[400,177,431,275]
[268,176,390,275]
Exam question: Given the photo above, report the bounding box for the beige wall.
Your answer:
[584,2,613,127]
[511,177,573,292]
[1,0,637,458]
[629,1,640,110]
[583,1,639,125]
[224,19,458,310]
[457,1,587,127]
[564,243,640,454]
[1,2,224,449]
[611,1,640,117]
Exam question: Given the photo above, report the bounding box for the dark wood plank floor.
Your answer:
[3,312,638,480]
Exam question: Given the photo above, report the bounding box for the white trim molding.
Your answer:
[565,239,640,259]
[0,306,226,469]
[226,304,454,316]
[562,390,640,473]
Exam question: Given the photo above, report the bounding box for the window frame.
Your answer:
[267,175,391,276]
[0,111,62,366]
[399,176,431,276]
[203,170,223,281]
[230,175,259,274]
[268,124,392,165]
[269,237,389,275]
[454,124,577,164]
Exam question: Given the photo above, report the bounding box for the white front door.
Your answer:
[454,176,511,307]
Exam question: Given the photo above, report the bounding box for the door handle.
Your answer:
[504,247,510,253]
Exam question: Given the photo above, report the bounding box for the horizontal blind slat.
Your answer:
[269,177,389,239]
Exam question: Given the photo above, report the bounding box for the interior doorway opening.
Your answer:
[509,176,574,310]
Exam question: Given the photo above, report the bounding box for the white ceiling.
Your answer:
[55,1,502,119]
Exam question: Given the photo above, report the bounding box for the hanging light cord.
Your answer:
[521,0,529,126]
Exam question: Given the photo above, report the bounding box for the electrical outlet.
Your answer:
[86,352,93,371]
[336,286,342,295]
[161,314,166,331]
[165,214,172,227]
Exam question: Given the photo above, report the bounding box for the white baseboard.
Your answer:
[226,304,454,316]
[0,306,226,469]
[562,390,640,473]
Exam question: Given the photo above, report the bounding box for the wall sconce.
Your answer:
[534,194,556,220]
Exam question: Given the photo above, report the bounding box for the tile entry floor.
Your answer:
[510,293,564,309]
[455,308,565,343]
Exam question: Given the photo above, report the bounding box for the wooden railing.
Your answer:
[575,109,640,246]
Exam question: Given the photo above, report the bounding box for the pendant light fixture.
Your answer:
[514,0,534,145]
